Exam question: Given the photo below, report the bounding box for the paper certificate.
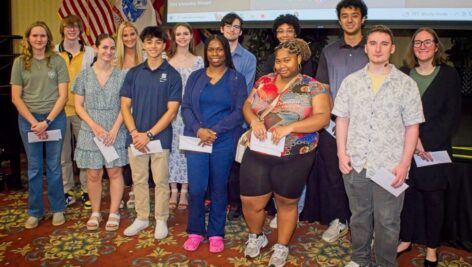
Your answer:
[325,119,336,138]
[178,135,212,153]
[27,129,62,143]
[413,151,452,167]
[370,168,409,197]
[130,140,163,156]
[249,131,285,157]
[93,137,119,163]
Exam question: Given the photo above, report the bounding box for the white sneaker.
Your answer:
[268,243,289,267]
[244,233,268,258]
[52,212,66,226]
[322,219,348,243]
[154,220,168,240]
[269,215,277,229]
[124,218,149,236]
[126,191,135,209]
[345,261,360,267]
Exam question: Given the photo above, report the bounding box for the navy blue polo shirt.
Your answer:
[120,60,182,149]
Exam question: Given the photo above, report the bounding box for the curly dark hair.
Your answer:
[336,0,368,19]
[272,14,301,37]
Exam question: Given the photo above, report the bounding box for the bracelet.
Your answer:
[129,128,137,134]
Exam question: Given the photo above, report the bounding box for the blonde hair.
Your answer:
[20,21,55,70]
[275,38,311,62]
[116,21,143,69]
[167,23,196,59]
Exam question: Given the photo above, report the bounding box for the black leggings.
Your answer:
[239,149,315,199]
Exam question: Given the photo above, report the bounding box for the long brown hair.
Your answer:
[115,21,143,69]
[404,27,447,68]
[20,21,55,70]
[167,23,196,59]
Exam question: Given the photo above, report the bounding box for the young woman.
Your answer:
[397,27,462,266]
[115,21,144,209]
[11,21,69,229]
[240,39,330,266]
[181,35,247,253]
[116,21,143,70]
[167,23,204,210]
[73,34,128,231]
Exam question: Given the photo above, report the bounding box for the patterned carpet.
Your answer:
[0,182,471,267]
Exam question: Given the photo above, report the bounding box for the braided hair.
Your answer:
[274,38,311,62]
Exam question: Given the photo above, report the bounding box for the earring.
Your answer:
[298,63,302,71]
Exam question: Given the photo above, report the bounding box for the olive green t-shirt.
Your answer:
[409,66,440,96]
[10,54,69,114]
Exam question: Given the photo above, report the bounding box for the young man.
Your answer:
[308,0,369,242]
[120,26,182,240]
[333,25,424,267]
[55,15,95,209]
[220,12,256,94]
[220,12,257,219]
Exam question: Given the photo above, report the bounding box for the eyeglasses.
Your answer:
[64,24,80,30]
[224,24,241,31]
[413,39,435,48]
[276,29,295,35]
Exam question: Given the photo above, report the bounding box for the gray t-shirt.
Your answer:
[10,54,69,114]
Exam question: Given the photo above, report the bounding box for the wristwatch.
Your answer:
[146,131,154,140]
[44,119,51,126]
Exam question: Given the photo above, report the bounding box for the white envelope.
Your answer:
[370,168,409,197]
[325,119,336,138]
[27,129,62,143]
[93,137,119,163]
[130,140,163,156]
[413,151,452,167]
[249,131,285,157]
[178,135,212,153]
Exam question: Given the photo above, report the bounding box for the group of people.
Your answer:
[10,0,461,266]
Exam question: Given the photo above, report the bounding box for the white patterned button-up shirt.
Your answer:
[332,64,425,178]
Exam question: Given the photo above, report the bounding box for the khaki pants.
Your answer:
[61,115,87,192]
[128,148,170,221]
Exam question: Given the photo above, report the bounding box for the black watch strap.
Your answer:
[44,119,51,125]
[146,131,154,140]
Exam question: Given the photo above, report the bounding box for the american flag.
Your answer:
[58,0,116,46]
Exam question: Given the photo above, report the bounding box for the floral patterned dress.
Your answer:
[169,56,204,183]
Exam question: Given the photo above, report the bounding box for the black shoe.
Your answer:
[227,208,242,221]
[424,252,439,267]
[79,191,92,209]
[424,259,438,267]
[396,244,412,258]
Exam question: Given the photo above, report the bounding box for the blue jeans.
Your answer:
[343,169,404,267]
[186,137,234,237]
[18,112,66,217]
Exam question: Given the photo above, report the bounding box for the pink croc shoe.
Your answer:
[209,236,224,253]
[183,234,204,252]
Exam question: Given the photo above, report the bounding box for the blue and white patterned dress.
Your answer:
[169,57,204,183]
[72,67,128,169]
